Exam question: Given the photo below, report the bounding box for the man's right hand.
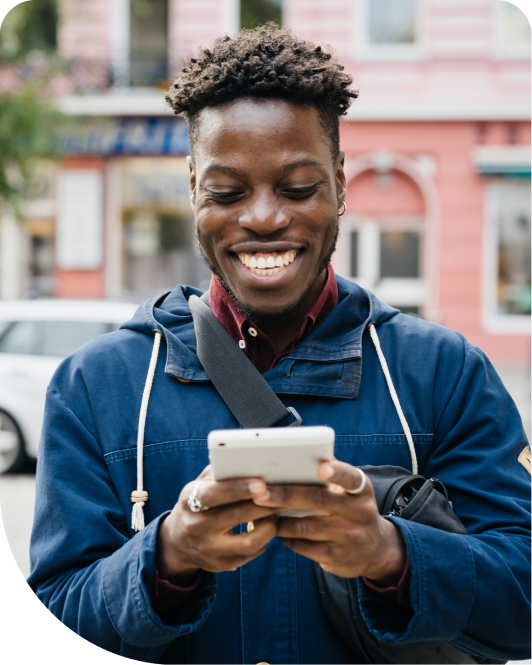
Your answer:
[156,466,279,586]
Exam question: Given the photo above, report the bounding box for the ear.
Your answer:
[187,155,196,211]
[335,149,347,207]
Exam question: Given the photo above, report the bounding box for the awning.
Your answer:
[471,145,531,177]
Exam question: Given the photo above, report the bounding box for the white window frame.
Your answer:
[494,0,532,61]
[482,180,531,334]
[111,0,131,88]
[338,216,426,311]
[354,0,424,62]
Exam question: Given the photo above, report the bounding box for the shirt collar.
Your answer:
[209,264,338,373]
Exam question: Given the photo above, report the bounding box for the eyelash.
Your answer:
[207,184,320,199]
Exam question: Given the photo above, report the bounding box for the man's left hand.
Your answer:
[253,460,406,585]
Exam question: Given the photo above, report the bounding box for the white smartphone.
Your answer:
[208,425,335,517]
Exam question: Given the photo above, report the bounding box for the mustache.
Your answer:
[218,233,310,252]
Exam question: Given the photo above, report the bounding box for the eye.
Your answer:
[283,183,321,198]
[205,189,244,202]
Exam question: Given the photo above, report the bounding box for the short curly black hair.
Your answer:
[165,23,358,161]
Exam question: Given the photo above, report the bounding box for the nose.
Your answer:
[238,193,290,236]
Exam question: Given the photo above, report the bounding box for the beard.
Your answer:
[196,221,339,327]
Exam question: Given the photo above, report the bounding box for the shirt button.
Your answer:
[239,339,246,349]
[248,327,258,337]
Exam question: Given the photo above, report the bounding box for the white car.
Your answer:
[0,299,139,474]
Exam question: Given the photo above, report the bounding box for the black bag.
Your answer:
[314,466,508,664]
[189,294,505,665]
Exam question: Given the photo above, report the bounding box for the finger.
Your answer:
[277,515,351,542]
[184,477,267,510]
[217,515,278,557]
[253,484,346,516]
[207,501,280,532]
[279,537,336,563]
[196,465,213,480]
[318,461,373,496]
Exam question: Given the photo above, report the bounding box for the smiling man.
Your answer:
[28,25,530,664]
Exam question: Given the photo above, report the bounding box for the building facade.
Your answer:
[0,0,530,372]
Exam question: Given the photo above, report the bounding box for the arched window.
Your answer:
[335,152,434,318]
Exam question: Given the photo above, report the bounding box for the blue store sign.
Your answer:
[58,117,190,156]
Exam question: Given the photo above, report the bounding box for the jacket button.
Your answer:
[239,339,246,349]
[248,327,258,337]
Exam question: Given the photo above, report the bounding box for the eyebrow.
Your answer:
[202,158,326,179]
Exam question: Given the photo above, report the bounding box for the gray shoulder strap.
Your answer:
[189,293,293,428]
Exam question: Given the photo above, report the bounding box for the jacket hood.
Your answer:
[120,274,400,385]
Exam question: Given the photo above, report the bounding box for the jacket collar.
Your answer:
[121,275,400,397]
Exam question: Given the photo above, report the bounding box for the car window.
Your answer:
[0,320,113,357]
[0,321,39,355]
[40,321,110,357]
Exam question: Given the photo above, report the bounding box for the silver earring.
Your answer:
[338,201,347,217]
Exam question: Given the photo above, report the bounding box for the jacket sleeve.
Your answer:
[358,345,531,661]
[28,384,216,662]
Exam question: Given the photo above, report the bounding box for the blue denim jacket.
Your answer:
[28,276,531,663]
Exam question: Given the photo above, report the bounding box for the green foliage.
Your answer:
[240,0,283,30]
[0,0,57,62]
[0,1,63,213]
[0,85,62,214]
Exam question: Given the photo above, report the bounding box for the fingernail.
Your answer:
[322,464,334,479]
[255,490,270,502]
[249,480,265,494]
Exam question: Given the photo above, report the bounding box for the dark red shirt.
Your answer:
[152,265,410,616]
[209,263,339,374]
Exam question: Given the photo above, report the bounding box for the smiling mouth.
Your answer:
[236,250,299,276]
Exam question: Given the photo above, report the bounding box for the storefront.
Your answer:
[10,116,211,303]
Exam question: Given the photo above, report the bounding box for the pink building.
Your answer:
[0,0,530,376]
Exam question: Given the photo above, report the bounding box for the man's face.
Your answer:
[189,98,346,318]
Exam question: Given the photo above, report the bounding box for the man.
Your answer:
[29,25,530,664]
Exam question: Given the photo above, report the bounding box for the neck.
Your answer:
[257,268,328,353]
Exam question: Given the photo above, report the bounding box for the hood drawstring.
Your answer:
[131,331,162,532]
[368,323,418,475]
[131,324,418,532]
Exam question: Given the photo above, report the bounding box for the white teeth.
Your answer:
[237,250,299,274]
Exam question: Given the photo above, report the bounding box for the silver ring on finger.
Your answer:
[346,468,367,495]
[188,482,210,513]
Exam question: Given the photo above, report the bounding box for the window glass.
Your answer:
[399,306,420,317]
[0,322,13,339]
[130,0,168,86]
[241,0,283,29]
[350,231,358,277]
[0,321,111,357]
[40,321,110,357]
[368,0,418,45]
[0,321,38,355]
[497,186,531,316]
[500,1,531,50]
[380,231,420,278]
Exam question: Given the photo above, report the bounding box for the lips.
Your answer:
[236,249,298,276]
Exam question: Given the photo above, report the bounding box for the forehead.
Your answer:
[192,99,330,166]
